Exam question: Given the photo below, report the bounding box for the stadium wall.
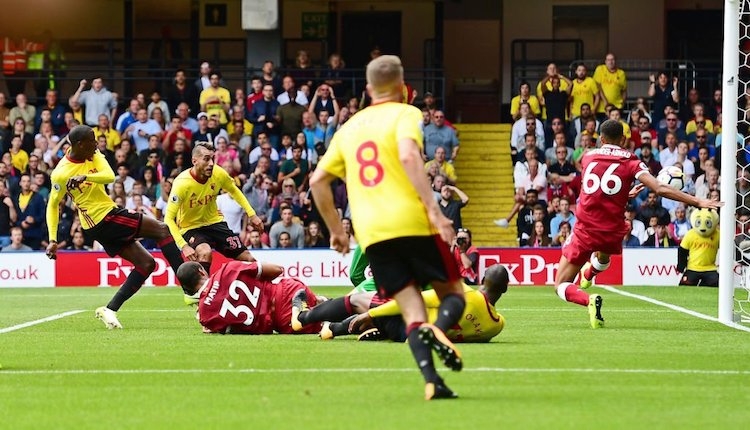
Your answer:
[0,248,709,288]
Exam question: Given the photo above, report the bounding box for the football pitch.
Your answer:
[1,285,749,430]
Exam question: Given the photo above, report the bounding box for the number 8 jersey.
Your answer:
[576,144,648,235]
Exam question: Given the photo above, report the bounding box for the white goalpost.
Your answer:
[719,0,739,325]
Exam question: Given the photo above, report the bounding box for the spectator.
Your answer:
[311,109,338,154]
[593,53,627,121]
[9,135,29,174]
[496,188,540,245]
[153,177,172,220]
[0,226,32,252]
[175,102,199,134]
[14,174,44,249]
[278,144,309,190]
[277,75,309,107]
[122,108,163,153]
[205,115,229,143]
[199,72,231,126]
[658,112,687,146]
[622,220,641,247]
[573,117,599,149]
[115,162,136,194]
[9,94,36,134]
[66,229,91,250]
[642,217,677,247]
[247,144,280,182]
[707,88,722,123]
[69,77,118,126]
[659,131,680,168]
[451,228,479,285]
[11,117,34,154]
[638,191,670,226]
[535,63,570,122]
[0,92,8,130]
[162,115,193,154]
[93,114,121,152]
[439,184,469,231]
[649,72,679,127]
[607,107,631,140]
[304,220,328,248]
[570,63,599,121]
[269,205,305,248]
[277,231,294,248]
[194,61,213,93]
[309,83,338,118]
[512,113,545,155]
[431,174,446,203]
[165,69,200,116]
[424,110,459,161]
[510,81,541,121]
[341,216,358,248]
[116,99,140,133]
[685,103,715,135]
[35,89,66,134]
[248,84,281,147]
[631,117,656,150]
[551,220,571,246]
[638,144,662,176]
[289,49,316,89]
[260,60,283,95]
[526,220,552,248]
[0,180,17,249]
[674,142,696,182]
[214,136,241,177]
[244,228,270,249]
[669,204,691,245]
[571,103,599,139]
[544,131,572,165]
[322,53,349,99]
[539,74,571,127]
[424,146,457,184]
[277,89,307,138]
[679,87,702,124]
[549,196,576,239]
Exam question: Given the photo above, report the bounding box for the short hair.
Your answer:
[366,55,403,99]
[192,141,214,157]
[599,119,624,143]
[116,162,130,170]
[68,125,94,147]
[176,262,205,296]
[482,264,509,297]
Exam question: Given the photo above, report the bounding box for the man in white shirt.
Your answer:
[216,191,246,235]
[276,76,309,106]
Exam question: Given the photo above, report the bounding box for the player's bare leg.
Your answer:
[194,243,213,274]
[555,256,604,328]
[96,242,156,329]
[579,251,612,289]
[138,217,184,273]
[395,286,458,400]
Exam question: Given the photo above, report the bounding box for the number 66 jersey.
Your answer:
[198,261,321,335]
[576,144,648,236]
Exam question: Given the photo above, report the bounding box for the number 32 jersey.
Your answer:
[576,144,648,234]
[198,261,275,334]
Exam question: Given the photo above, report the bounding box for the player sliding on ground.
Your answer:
[556,119,722,328]
[164,141,263,285]
[290,264,509,343]
[45,125,185,329]
[176,260,324,335]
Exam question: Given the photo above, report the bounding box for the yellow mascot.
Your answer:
[676,208,720,287]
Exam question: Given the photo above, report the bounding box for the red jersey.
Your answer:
[198,261,275,334]
[576,144,648,234]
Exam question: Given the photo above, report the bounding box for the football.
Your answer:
[656,166,686,190]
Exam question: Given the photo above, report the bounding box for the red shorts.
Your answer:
[562,227,624,267]
[272,278,321,334]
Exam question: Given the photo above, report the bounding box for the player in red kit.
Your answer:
[555,119,722,328]
[176,260,322,334]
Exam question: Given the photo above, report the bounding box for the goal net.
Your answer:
[726,0,750,324]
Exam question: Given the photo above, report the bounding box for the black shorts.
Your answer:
[365,235,460,298]
[679,270,719,288]
[183,222,245,259]
[84,207,142,257]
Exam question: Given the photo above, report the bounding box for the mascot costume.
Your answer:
[676,208,720,287]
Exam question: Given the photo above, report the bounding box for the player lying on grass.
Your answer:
[176,260,323,334]
[556,119,722,329]
[45,125,185,330]
[290,264,509,343]
[165,141,264,282]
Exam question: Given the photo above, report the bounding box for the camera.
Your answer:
[456,237,467,246]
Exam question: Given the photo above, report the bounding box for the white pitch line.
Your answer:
[1,367,749,376]
[0,310,85,334]
[598,285,750,333]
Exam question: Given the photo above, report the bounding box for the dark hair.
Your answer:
[116,161,130,170]
[68,125,94,147]
[176,262,205,295]
[599,119,624,143]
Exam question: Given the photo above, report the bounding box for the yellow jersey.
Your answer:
[368,284,505,343]
[199,87,231,125]
[10,149,29,173]
[570,77,599,117]
[93,127,121,151]
[593,65,627,113]
[510,95,542,118]
[317,102,435,250]
[47,150,117,238]
[680,229,720,272]
[165,165,256,248]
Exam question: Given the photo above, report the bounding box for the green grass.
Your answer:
[1,286,749,430]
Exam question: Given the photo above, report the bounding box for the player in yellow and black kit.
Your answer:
[164,141,263,277]
[293,264,509,344]
[45,126,185,329]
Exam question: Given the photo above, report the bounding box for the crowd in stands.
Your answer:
[498,53,736,248]
[0,50,469,254]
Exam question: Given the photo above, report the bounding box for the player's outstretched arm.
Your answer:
[83,151,116,184]
[639,172,723,210]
